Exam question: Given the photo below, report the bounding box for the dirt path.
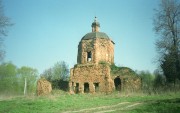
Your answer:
[63,102,142,113]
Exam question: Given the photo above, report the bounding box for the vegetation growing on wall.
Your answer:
[110,64,138,77]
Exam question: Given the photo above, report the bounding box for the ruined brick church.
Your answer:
[69,17,141,94]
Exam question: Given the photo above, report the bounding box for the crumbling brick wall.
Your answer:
[77,38,114,64]
[69,64,115,94]
[111,67,141,92]
[95,38,114,64]
[37,78,52,96]
[122,77,141,92]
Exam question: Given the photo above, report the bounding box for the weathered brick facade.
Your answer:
[69,17,141,94]
[111,67,141,92]
[70,64,114,93]
[77,37,114,64]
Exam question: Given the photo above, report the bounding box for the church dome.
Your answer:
[82,32,110,40]
[81,17,110,40]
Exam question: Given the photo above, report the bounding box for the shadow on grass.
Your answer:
[128,98,180,113]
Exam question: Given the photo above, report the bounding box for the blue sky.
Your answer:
[3,0,160,73]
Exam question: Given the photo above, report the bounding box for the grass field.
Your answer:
[0,91,180,113]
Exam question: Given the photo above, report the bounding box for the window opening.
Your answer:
[87,52,92,62]
[75,83,79,93]
[71,82,74,91]
[94,83,99,92]
[84,83,89,93]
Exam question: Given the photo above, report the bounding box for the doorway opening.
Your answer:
[114,77,121,91]
[84,83,89,93]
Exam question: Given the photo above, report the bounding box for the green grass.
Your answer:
[124,97,180,113]
[0,91,180,113]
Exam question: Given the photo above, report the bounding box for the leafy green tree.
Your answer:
[42,61,69,89]
[53,61,69,81]
[0,62,17,94]
[42,68,53,81]
[153,69,166,88]
[153,0,180,85]
[42,61,69,81]
[161,52,177,83]
[138,71,154,93]
[0,62,38,95]
[17,66,38,94]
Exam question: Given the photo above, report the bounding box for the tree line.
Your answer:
[0,61,69,95]
[138,0,180,93]
[0,62,38,95]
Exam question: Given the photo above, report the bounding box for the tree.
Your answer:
[53,61,69,81]
[138,71,154,93]
[0,62,39,95]
[153,69,166,88]
[42,61,69,89]
[0,62,17,94]
[153,0,180,85]
[17,66,38,94]
[0,1,13,61]
[42,61,69,81]
[42,68,53,81]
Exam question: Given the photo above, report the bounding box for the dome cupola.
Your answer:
[82,17,111,40]
[91,17,100,32]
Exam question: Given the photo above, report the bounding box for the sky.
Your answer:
[3,0,160,74]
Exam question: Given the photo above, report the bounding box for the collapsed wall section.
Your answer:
[111,67,141,92]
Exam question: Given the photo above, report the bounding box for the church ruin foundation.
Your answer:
[69,17,141,94]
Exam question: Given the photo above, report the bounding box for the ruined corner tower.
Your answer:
[69,17,115,94]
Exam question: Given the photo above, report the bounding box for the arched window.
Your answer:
[87,51,92,62]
